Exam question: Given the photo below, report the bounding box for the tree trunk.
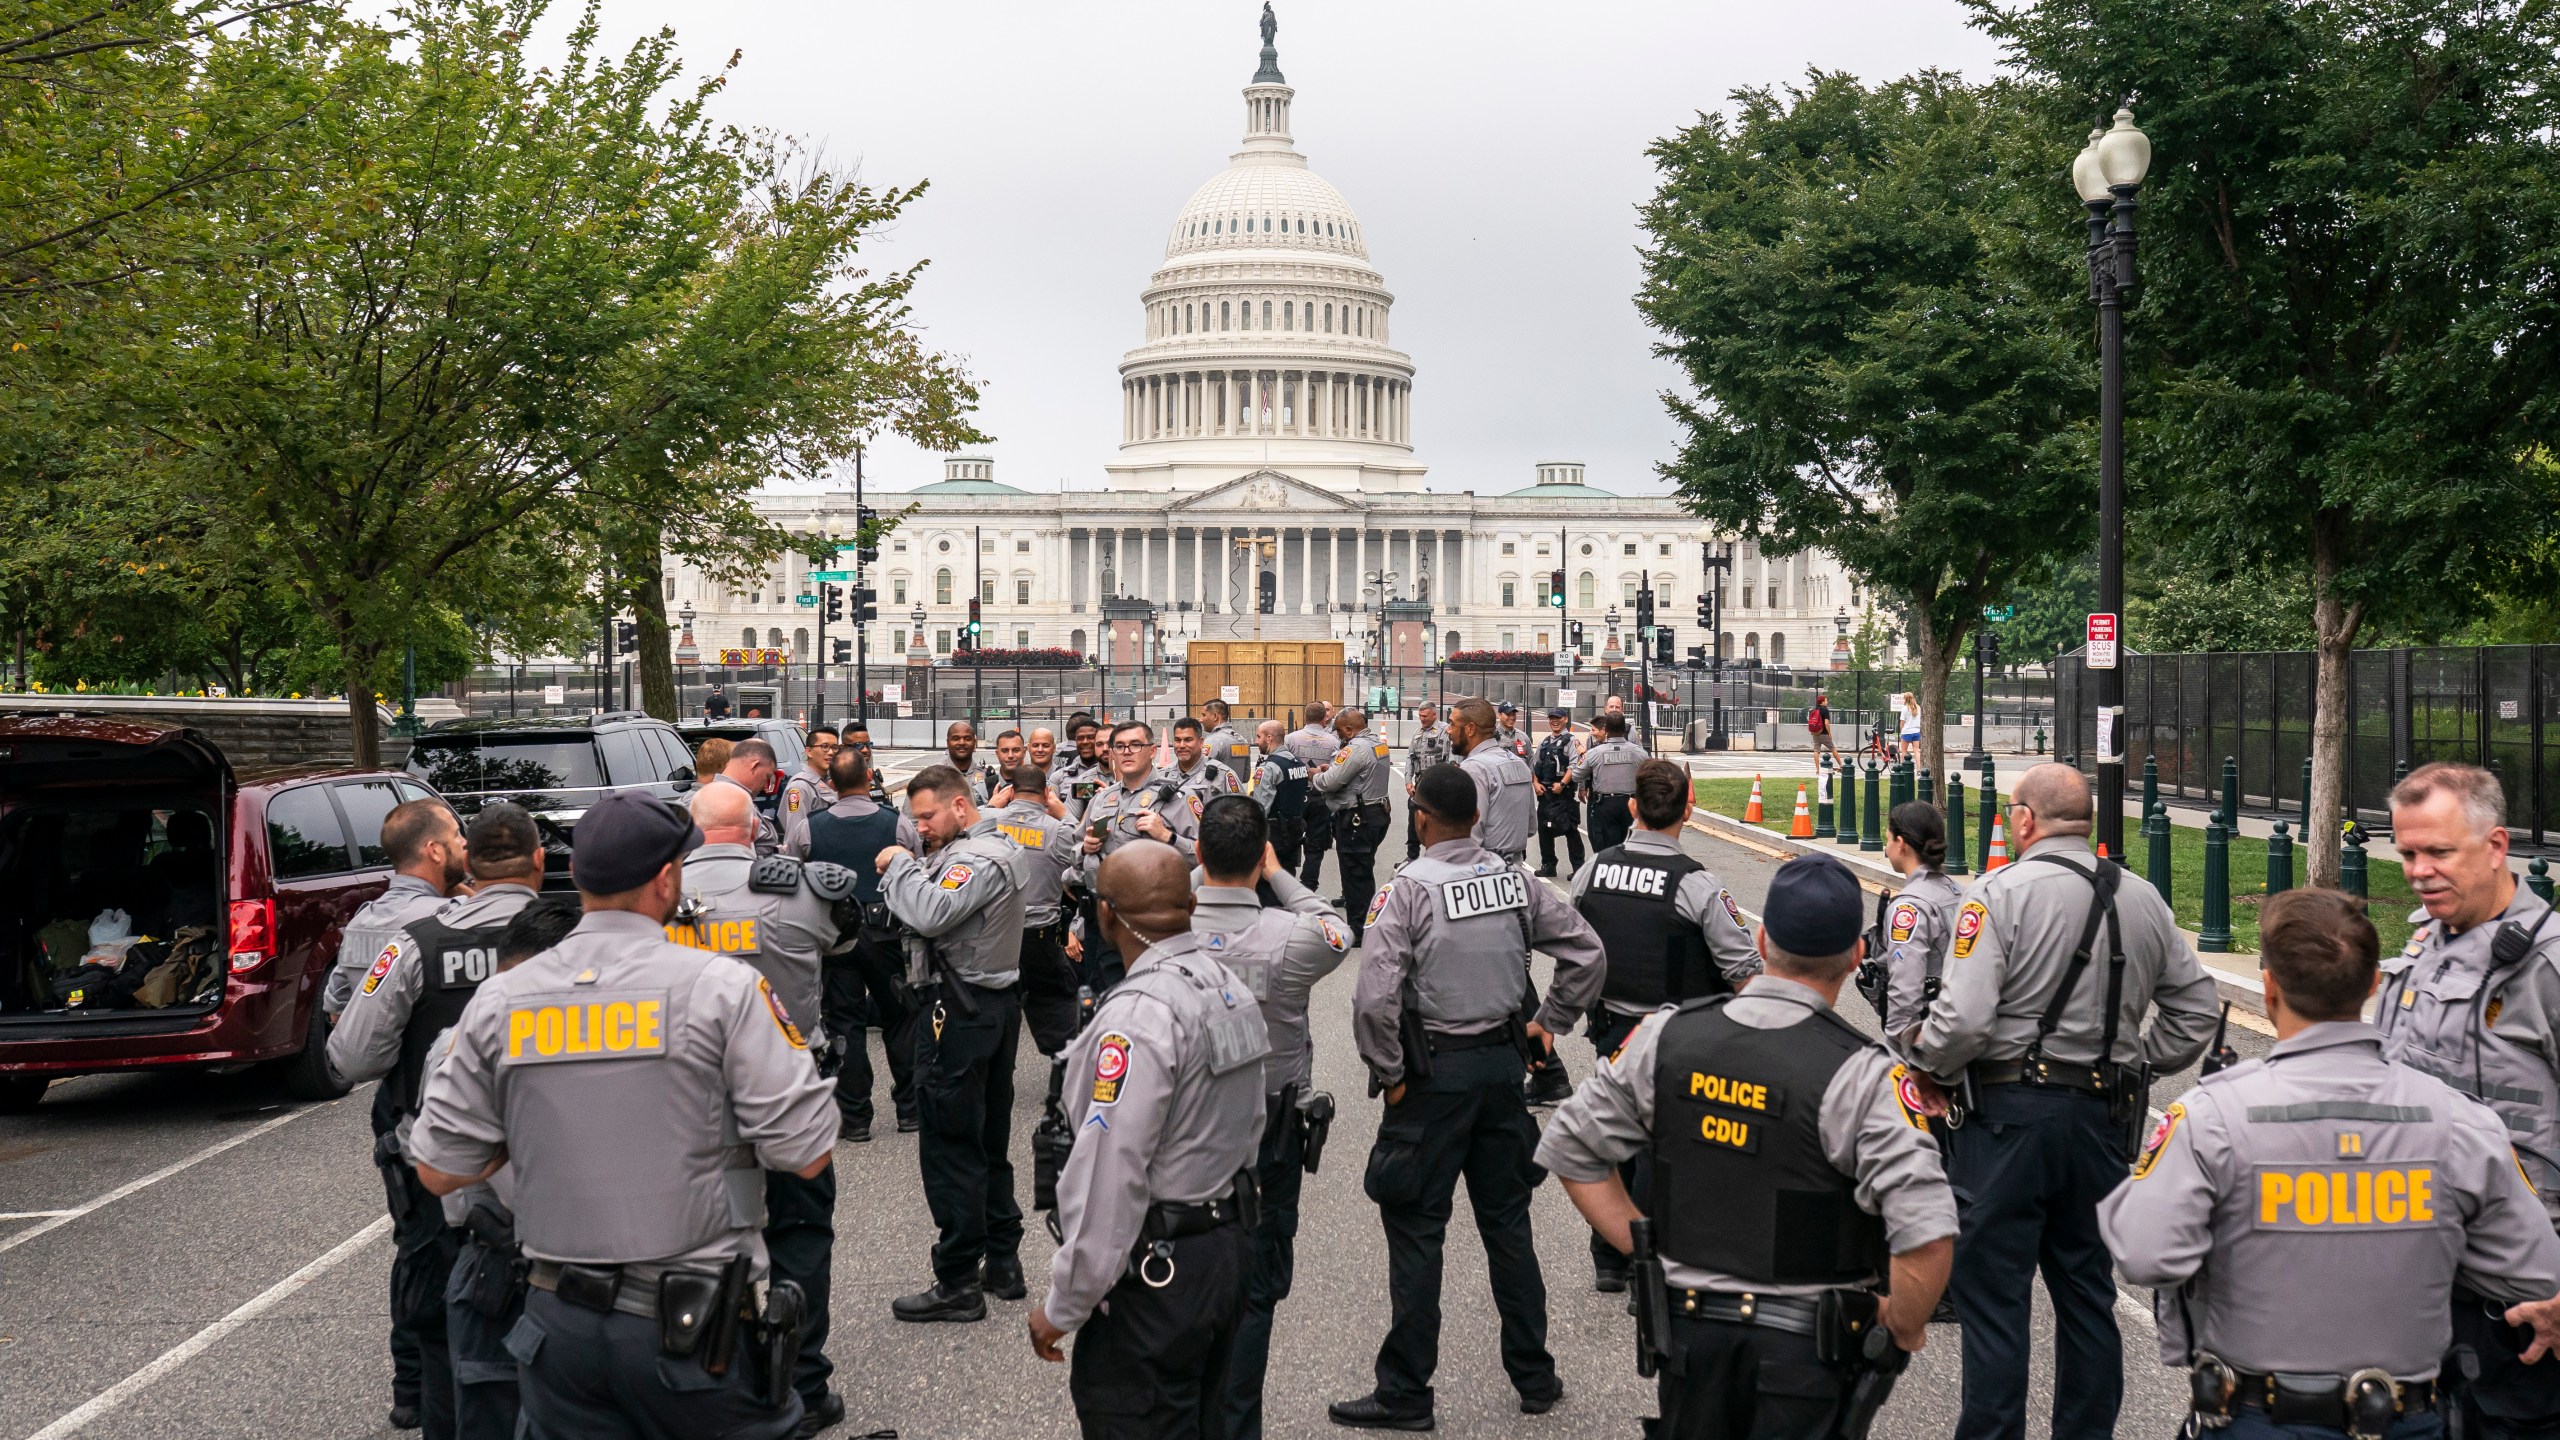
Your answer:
[2305,519,2363,889]
[344,649,382,770]
[1906,598,1963,823]
[624,540,677,722]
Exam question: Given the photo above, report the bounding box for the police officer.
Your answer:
[1570,713,1648,854]
[994,727,1028,779]
[1311,706,1393,943]
[1164,716,1242,802]
[1403,703,1453,864]
[1287,702,1342,889]
[1333,764,1606,1429]
[2374,762,2560,1436]
[1027,726,1061,780]
[330,802,542,1440]
[408,790,839,1440]
[1202,698,1255,775]
[1874,801,1963,1051]
[1912,762,2219,1440]
[1448,697,1535,866]
[1492,701,1531,761]
[1248,719,1313,877]
[2104,886,2560,1440]
[804,744,917,1140]
[1028,840,1268,1438]
[1054,717,1109,822]
[712,740,784,857]
[1533,708,1585,879]
[1079,720,1201,989]
[1538,851,1959,1440]
[936,721,1004,804]
[1567,759,1760,1293]
[670,780,861,1434]
[988,762,1086,1056]
[778,726,839,859]
[1191,796,1353,1440]
[323,795,469,1432]
[433,895,582,1440]
[880,765,1029,1323]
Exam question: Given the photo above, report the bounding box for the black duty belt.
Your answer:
[2233,1370,2436,1424]
[1969,1059,2109,1095]
[530,1260,664,1320]
[1141,1190,1244,1241]
[1024,919,1070,942]
[1595,791,1634,801]
[1674,1289,1823,1337]
[1424,1027,1514,1054]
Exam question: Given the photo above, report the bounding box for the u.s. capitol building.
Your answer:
[665,13,1866,676]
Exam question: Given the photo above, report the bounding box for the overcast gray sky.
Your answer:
[552,1,2003,497]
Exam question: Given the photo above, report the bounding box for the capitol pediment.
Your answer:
[1169,469,1358,515]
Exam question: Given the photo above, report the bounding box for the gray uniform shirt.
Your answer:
[882,828,1025,990]
[2100,1022,2560,1378]
[1353,837,1608,1087]
[408,910,837,1278]
[328,884,541,1143]
[1567,828,1760,1016]
[985,799,1083,928]
[1570,738,1650,798]
[1162,756,1240,804]
[1493,722,1531,760]
[2376,887,2560,1215]
[1205,724,1253,774]
[1535,977,1960,1296]
[1042,932,1268,1330]
[1914,837,2219,1077]
[1459,738,1538,863]
[324,873,450,1015]
[1284,723,1341,771]
[778,765,837,859]
[1080,776,1200,882]
[1408,724,1453,774]
[672,844,849,1038]
[1311,729,1393,812]
[1192,869,1352,1097]
[1882,869,1966,1041]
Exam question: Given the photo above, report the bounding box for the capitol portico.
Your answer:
[664,9,1870,676]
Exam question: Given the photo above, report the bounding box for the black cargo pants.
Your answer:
[509,1289,799,1440]
[916,982,1024,1290]
[826,930,916,1129]
[1070,1222,1250,1440]
[1334,801,1391,944]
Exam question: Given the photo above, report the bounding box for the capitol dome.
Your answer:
[1107,6,1423,496]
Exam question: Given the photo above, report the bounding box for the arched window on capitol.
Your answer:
[935,568,952,605]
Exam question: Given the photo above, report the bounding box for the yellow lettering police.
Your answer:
[1689,1072,1771,1111]
[2255,1166,2435,1227]
[664,919,759,954]
[507,999,664,1059]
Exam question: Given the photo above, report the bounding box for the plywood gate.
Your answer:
[1185,642,1344,728]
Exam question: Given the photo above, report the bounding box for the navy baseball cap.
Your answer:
[1763,853,1864,957]
[1496,701,1517,714]
[1547,707,1570,719]
[571,791,704,895]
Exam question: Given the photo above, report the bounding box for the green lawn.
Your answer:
[1690,776,2422,956]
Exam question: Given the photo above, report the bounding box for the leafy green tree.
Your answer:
[1639,70,2091,798]
[1976,0,2560,882]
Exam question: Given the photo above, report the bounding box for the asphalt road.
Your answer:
[0,766,2267,1440]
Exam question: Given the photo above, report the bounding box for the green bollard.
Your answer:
[1946,773,1969,876]
[2266,820,2293,896]
[2219,756,2239,831]
[2034,724,2046,755]
[1814,762,1836,840]
[1837,761,1860,848]
[1977,756,1999,872]
[2340,825,2368,898]
[2298,756,2312,820]
[2393,757,2409,788]
[1890,759,1910,812]
[1918,765,1934,808]
[2200,817,2233,953]
[1862,758,1883,852]
[2531,857,2553,904]
[2145,804,2172,904]
[2142,754,2158,829]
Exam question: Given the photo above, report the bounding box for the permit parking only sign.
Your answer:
[2087,613,2118,670]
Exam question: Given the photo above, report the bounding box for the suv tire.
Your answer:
[277,996,353,1101]
[0,1075,48,1113]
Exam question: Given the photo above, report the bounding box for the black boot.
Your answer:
[890,1282,987,1323]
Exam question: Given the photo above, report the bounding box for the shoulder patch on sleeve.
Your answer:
[1888,1063,1930,1131]
[748,855,804,895]
[360,940,402,996]
[2519,1147,2540,1197]
[786,788,803,813]
[1951,900,1988,959]
[1721,892,1746,931]
[1188,794,1204,819]
[1092,1030,1131,1105]
[1889,902,1918,943]
[757,976,807,1050]
[938,861,975,891]
[1365,882,1394,927]
[1373,743,1391,759]
[1319,916,1351,954]
[2132,1102,2183,1180]
[803,860,857,902]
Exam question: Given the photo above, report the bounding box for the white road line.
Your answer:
[0,1105,325,1255]
[0,1211,79,1221]
[23,1215,392,1440]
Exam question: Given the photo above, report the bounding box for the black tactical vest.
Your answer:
[1266,752,1309,820]
[806,805,900,905]
[391,909,517,1115]
[1581,844,1720,1009]
[1650,996,1887,1285]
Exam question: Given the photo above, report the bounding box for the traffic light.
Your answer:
[852,586,878,625]
[1985,630,2001,669]
[1635,587,1654,630]
[1568,620,1585,649]
[1686,645,1708,669]
[1549,570,1566,608]
[1696,591,1715,629]
[854,506,880,563]
[1654,626,1675,667]
[614,620,637,652]
[832,639,853,664]
[822,584,843,624]
[964,598,982,650]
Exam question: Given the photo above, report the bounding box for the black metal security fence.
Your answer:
[2054,647,2560,844]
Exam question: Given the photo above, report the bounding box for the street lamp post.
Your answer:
[2075,106,2151,858]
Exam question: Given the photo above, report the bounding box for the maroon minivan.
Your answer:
[0,716,441,1112]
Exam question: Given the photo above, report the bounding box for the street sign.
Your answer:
[807,570,851,583]
[1557,688,1578,707]
[1553,650,1573,677]
[2086,613,2119,670]
[542,684,565,705]
[882,683,905,703]
[717,648,786,665]
[795,593,819,606]
[1984,605,2015,622]
[1220,685,1241,704]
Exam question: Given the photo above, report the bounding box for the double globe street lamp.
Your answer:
[2074,105,2150,858]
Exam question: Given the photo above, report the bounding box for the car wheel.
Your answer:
[0,1075,50,1114]
[278,997,353,1102]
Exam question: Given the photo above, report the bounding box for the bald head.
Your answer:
[1096,839,1197,955]
[1334,707,1369,738]
[689,780,756,844]
[2013,763,2093,839]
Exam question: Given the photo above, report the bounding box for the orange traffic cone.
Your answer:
[1986,812,2011,870]
[1789,783,1813,837]
[1744,775,1766,823]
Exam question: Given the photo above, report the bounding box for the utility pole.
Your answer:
[853,444,869,725]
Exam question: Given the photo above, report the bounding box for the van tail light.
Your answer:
[229,898,277,974]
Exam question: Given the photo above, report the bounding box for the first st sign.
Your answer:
[2087,613,2119,670]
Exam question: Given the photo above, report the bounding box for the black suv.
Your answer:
[404,714,696,883]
